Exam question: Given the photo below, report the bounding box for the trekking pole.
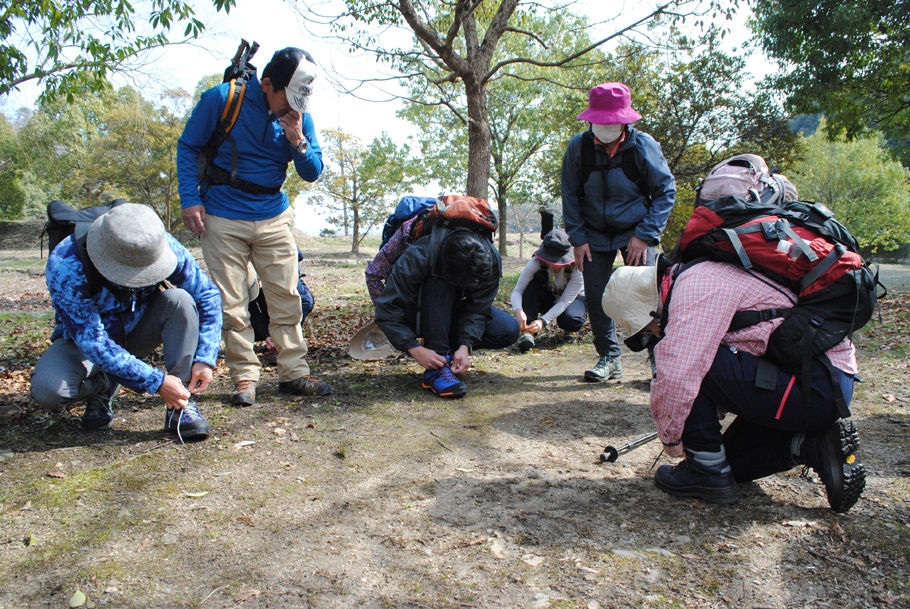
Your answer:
[599,432,659,463]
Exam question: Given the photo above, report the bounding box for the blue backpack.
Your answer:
[379,196,436,249]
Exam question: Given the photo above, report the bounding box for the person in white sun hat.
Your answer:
[178,46,330,407]
[600,257,865,512]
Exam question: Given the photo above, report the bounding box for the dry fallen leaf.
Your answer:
[68,589,86,608]
[183,491,209,498]
[46,471,66,479]
[233,440,256,450]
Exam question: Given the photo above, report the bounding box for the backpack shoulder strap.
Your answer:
[578,130,595,201]
[577,129,650,205]
[620,138,650,204]
[73,225,104,295]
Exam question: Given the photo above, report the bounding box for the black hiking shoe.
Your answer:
[655,457,738,505]
[81,394,114,430]
[278,376,332,397]
[798,419,865,513]
[517,332,535,353]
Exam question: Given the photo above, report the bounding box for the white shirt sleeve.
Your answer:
[541,268,584,325]
[510,258,541,312]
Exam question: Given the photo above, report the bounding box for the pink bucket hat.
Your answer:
[576,82,642,125]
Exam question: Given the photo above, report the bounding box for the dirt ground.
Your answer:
[0,237,908,609]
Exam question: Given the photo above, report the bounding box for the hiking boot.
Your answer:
[165,398,210,442]
[655,457,738,505]
[278,376,332,397]
[231,380,257,407]
[422,364,467,398]
[517,332,535,353]
[81,394,114,430]
[584,355,622,382]
[798,419,865,513]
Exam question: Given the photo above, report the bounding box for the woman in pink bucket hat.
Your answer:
[560,82,676,383]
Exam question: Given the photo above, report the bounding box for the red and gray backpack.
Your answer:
[669,194,884,416]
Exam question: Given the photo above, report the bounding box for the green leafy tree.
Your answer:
[791,122,910,255]
[750,0,910,162]
[83,87,189,230]
[318,129,414,254]
[1,0,235,101]
[398,9,601,254]
[0,114,26,219]
[299,0,725,203]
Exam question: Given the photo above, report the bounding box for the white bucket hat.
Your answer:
[86,203,177,288]
[348,323,395,360]
[601,265,661,350]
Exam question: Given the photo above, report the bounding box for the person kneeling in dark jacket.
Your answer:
[375,227,518,398]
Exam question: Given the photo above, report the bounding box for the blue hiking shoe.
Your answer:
[422,361,467,398]
[165,398,210,442]
[81,394,114,430]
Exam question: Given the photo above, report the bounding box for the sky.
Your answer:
[3,0,772,234]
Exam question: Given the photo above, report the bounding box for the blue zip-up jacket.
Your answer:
[176,74,323,220]
[46,234,223,394]
[561,126,676,252]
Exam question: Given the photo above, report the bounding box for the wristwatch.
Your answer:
[294,138,308,154]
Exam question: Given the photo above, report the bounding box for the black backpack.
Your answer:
[196,40,281,197]
[577,129,650,207]
[41,199,129,293]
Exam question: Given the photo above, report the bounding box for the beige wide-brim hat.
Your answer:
[86,203,177,288]
[348,323,396,360]
[601,265,660,338]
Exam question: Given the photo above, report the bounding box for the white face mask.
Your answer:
[591,123,624,143]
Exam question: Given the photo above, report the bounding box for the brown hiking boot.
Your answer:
[231,380,257,407]
[278,376,332,397]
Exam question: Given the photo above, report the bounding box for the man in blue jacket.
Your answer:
[31,204,222,441]
[561,82,676,383]
[177,46,329,407]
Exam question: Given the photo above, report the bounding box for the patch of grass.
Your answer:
[0,311,52,364]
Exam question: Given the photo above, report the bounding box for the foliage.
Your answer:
[0,115,26,220]
[82,87,190,229]
[750,0,910,163]
[0,0,235,101]
[304,0,727,206]
[791,122,910,255]
[398,9,599,254]
[317,129,414,253]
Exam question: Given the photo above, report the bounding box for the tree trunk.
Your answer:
[497,195,508,256]
[464,82,491,200]
[519,231,524,259]
[351,204,360,255]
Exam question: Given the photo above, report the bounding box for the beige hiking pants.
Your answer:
[201,208,309,383]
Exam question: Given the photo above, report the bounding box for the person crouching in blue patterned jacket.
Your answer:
[31,203,223,442]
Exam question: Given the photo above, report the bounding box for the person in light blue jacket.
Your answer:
[177,46,329,407]
[31,204,222,441]
[561,82,676,383]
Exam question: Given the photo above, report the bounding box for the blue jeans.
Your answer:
[682,346,854,482]
[419,277,519,354]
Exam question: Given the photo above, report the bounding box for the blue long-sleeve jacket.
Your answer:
[176,74,323,220]
[46,235,223,394]
[561,126,676,252]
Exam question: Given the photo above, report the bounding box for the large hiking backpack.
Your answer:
[379,195,436,249]
[409,195,498,243]
[695,154,788,207]
[673,194,883,415]
[41,199,129,293]
[196,39,282,196]
[578,129,650,205]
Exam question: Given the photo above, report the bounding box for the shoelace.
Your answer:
[174,400,202,446]
[236,380,254,392]
[437,366,459,385]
